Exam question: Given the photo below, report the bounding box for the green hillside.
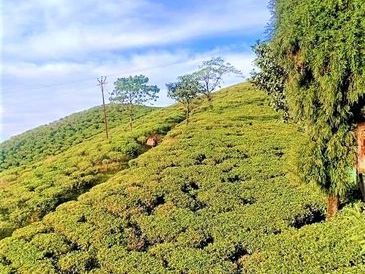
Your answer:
[0,104,155,171]
[0,106,184,239]
[1,83,363,273]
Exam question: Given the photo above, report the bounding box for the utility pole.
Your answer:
[97,76,109,139]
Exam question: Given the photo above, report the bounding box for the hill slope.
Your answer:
[0,104,155,171]
[0,83,364,273]
[0,106,184,239]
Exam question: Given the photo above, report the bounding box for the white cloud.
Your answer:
[2,48,254,140]
[1,0,269,141]
[3,0,269,61]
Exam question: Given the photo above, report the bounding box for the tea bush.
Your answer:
[243,207,365,273]
[0,107,184,238]
[0,105,154,171]
[0,83,364,273]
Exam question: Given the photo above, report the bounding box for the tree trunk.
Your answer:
[358,173,365,201]
[129,115,133,130]
[207,94,212,107]
[128,104,133,130]
[186,102,190,125]
[326,194,339,219]
[208,99,214,110]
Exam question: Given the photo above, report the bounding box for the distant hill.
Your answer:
[0,83,364,273]
[0,104,155,171]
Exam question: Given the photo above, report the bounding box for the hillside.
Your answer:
[0,106,184,239]
[0,104,155,171]
[0,83,364,273]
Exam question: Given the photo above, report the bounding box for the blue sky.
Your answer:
[1,0,271,141]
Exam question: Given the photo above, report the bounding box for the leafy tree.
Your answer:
[270,0,365,217]
[166,74,203,124]
[193,57,242,103]
[110,75,160,129]
[251,41,288,120]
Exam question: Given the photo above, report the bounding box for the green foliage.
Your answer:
[2,83,350,273]
[110,75,160,129]
[251,41,289,119]
[270,0,365,197]
[243,208,365,273]
[167,74,203,123]
[193,57,242,101]
[0,104,154,171]
[110,75,160,105]
[0,106,184,238]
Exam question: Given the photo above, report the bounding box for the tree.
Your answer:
[110,75,159,130]
[193,57,242,103]
[251,41,289,120]
[270,0,365,217]
[166,74,203,124]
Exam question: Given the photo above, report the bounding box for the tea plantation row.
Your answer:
[1,84,362,273]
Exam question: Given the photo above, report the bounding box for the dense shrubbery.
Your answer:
[244,205,365,273]
[264,0,365,216]
[0,104,154,171]
[0,84,364,272]
[4,83,357,273]
[0,107,185,239]
[251,42,288,119]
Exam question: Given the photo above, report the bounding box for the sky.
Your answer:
[1,0,271,141]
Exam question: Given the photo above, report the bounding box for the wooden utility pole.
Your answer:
[97,76,109,139]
